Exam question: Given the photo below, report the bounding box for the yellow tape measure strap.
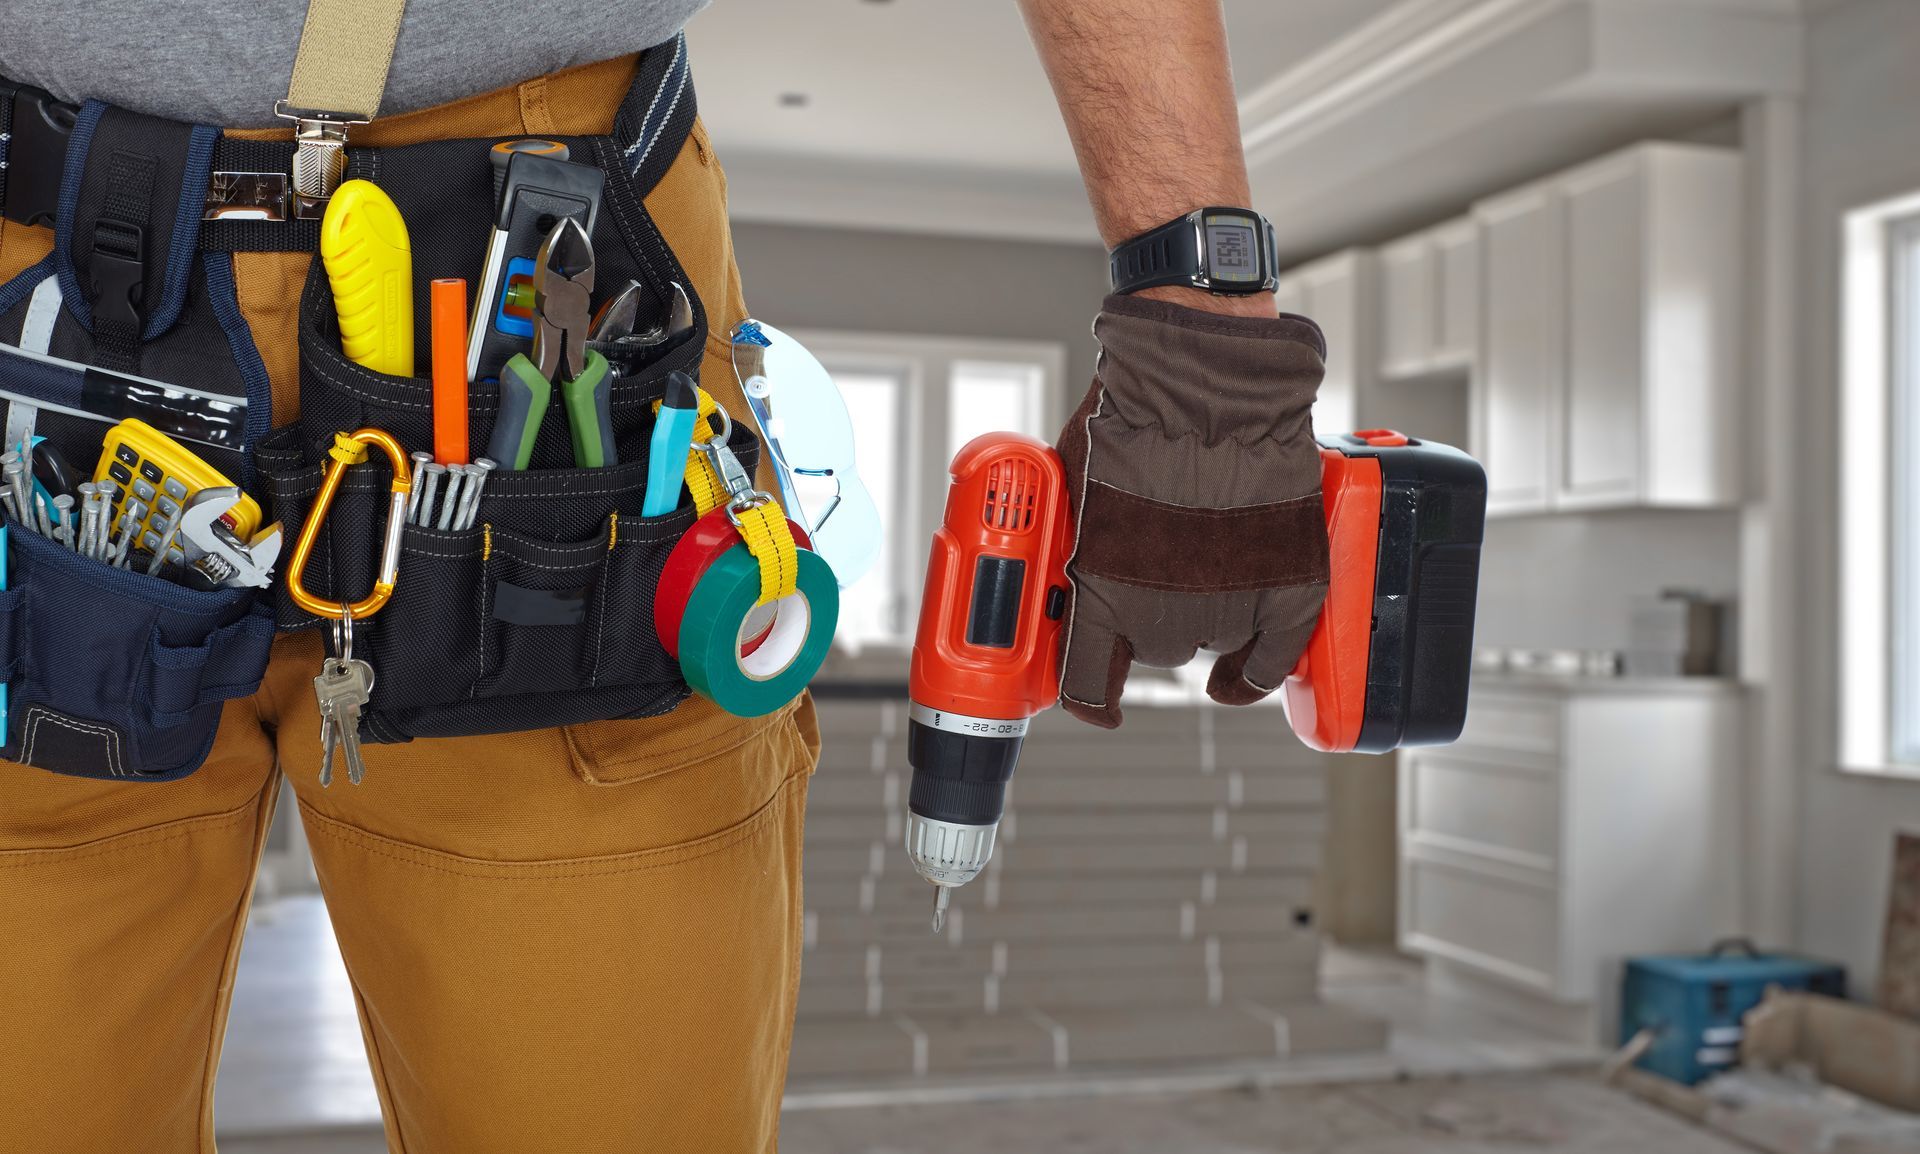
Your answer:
[664,387,799,606]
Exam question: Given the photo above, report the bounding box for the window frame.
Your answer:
[1839,192,1920,775]
[789,329,1068,650]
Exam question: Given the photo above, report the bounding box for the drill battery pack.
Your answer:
[1283,431,1487,754]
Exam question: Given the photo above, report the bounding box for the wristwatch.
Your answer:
[1108,207,1279,297]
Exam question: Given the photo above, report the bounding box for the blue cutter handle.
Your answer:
[643,373,701,516]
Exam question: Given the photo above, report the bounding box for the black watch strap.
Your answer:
[1108,207,1278,297]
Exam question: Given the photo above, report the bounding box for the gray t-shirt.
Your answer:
[0,0,710,127]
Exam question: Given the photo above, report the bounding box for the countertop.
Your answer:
[1471,671,1745,696]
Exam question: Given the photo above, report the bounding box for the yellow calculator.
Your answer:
[92,419,262,561]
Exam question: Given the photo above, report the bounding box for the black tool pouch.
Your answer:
[0,101,275,780]
[257,68,742,743]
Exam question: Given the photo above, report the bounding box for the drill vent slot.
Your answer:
[981,458,1040,534]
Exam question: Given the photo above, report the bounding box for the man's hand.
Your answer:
[1019,0,1331,727]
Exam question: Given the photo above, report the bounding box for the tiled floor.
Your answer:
[215,895,1603,1143]
[219,1073,1748,1154]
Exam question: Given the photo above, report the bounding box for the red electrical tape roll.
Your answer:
[655,508,812,659]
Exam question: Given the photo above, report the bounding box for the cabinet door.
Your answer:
[1475,187,1562,515]
[1303,254,1361,434]
[1433,219,1480,368]
[1272,274,1308,320]
[1378,236,1435,378]
[1559,154,1646,508]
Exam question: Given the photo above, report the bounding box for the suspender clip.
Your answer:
[272,102,366,220]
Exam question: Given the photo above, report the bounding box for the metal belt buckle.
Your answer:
[272,102,368,220]
[204,172,293,222]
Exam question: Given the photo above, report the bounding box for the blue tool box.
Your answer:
[1620,939,1846,1085]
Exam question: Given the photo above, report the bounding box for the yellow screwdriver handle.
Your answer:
[320,180,414,377]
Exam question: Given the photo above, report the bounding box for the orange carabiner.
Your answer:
[286,428,414,620]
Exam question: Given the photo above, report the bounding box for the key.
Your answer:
[316,694,337,789]
[331,659,375,785]
[313,658,375,786]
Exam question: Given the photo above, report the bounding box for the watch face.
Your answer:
[1202,214,1264,285]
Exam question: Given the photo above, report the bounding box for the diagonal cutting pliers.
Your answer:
[487,217,616,469]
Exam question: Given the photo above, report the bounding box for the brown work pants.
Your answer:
[0,56,817,1154]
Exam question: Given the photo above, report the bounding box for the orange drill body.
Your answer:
[908,433,1072,727]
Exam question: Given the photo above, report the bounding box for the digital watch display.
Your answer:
[1108,207,1279,297]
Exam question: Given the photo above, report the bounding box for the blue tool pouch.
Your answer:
[0,514,273,779]
[0,95,276,781]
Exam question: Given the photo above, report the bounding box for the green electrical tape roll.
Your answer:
[678,543,840,717]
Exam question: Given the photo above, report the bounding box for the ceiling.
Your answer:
[686,0,1801,251]
[684,0,1402,178]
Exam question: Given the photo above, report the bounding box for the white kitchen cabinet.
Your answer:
[1398,679,1743,1036]
[1378,236,1436,379]
[1275,249,1370,435]
[1556,145,1744,510]
[1472,143,1744,516]
[1475,185,1562,515]
[1377,217,1478,380]
[1432,219,1479,368]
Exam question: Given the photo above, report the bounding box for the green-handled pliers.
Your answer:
[487,217,616,469]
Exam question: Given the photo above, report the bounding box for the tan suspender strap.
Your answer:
[284,0,409,120]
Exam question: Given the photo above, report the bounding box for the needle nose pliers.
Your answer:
[487,217,616,469]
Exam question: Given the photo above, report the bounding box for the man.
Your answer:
[0,1,1327,1149]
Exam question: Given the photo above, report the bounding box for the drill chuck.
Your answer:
[902,812,998,889]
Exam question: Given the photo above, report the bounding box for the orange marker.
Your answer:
[431,278,470,465]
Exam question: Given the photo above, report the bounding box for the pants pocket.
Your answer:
[295,737,810,1152]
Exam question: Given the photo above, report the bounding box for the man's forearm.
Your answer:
[1017,0,1273,317]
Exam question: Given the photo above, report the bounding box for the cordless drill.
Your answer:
[903,430,1487,931]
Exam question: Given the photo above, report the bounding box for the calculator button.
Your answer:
[108,462,133,486]
[139,461,163,485]
[133,480,157,503]
[163,478,187,500]
[157,496,180,520]
[114,444,139,468]
[123,500,149,524]
[140,531,163,552]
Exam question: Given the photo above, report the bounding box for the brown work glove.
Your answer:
[1056,294,1331,729]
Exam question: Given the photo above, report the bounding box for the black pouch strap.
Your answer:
[613,32,697,197]
[51,101,217,365]
[0,80,79,230]
[146,607,275,728]
[88,152,154,371]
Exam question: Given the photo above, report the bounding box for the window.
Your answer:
[1894,215,1920,764]
[792,331,1066,649]
[948,361,1048,460]
[1840,193,1920,773]
[829,369,907,647]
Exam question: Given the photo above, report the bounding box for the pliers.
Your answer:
[487,217,616,469]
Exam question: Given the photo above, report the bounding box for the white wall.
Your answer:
[1474,512,1744,652]
[731,221,1107,430]
[1798,0,1920,990]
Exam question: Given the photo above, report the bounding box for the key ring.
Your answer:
[332,603,353,664]
[287,428,414,620]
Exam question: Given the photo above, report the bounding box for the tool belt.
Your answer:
[0,37,729,778]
